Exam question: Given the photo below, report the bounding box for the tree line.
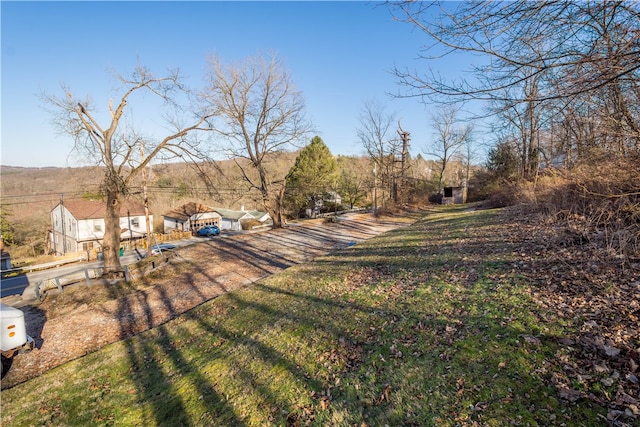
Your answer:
[390,1,640,179]
[11,1,637,272]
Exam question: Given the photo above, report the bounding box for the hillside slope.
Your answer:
[1,206,638,426]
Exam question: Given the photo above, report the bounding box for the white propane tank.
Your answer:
[0,303,28,352]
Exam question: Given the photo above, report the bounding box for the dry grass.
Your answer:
[537,156,640,262]
[487,155,640,263]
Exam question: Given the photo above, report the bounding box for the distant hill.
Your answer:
[0,154,301,254]
[1,152,444,258]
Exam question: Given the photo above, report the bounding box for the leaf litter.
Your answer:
[503,206,639,425]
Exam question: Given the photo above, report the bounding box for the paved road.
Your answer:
[0,219,359,304]
[0,237,207,302]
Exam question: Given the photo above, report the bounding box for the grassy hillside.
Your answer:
[2,206,629,426]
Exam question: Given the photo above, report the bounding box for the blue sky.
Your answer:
[2,1,477,168]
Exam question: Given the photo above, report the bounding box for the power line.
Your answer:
[0,186,261,207]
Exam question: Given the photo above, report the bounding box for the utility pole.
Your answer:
[59,193,66,255]
[397,122,411,180]
[373,163,378,214]
[140,145,152,256]
[128,209,134,243]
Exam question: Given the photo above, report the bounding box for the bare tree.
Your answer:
[426,106,472,194]
[458,126,478,187]
[390,1,640,102]
[490,69,544,179]
[44,65,214,273]
[356,100,403,205]
[390,1,640,160]
[203,53,310,228]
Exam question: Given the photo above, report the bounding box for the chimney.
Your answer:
[240,205,245,212]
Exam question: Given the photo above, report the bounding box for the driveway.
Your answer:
[1,212,416,389]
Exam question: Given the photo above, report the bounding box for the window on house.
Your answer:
[131,218,139,227]
[94,223,102,232]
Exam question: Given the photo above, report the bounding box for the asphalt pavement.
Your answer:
[0,236,207,306]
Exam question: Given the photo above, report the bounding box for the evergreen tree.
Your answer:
[486,142,520,180]
[285,136,338,217]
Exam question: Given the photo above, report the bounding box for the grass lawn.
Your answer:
[1,206,606,426]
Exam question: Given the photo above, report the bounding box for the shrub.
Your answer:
[531,155,640,261]
[240,219,263,230]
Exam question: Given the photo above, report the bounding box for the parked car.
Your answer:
[151,243,177,255]
[1,303,34,377]
[197,225,220,237]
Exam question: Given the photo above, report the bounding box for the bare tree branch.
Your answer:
[202,52,311,227]
[43,66,216,272]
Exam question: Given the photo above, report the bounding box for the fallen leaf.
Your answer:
[559,337,575,345]
[603,345,621,357]
[594,363,610,373]
[607,409,625,421]
[319,396,330,411]
[376,383,391,404]
[523,335,541,345]
[558,386,582,402]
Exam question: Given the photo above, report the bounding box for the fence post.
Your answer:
[35,281,42,301]
[124,266,130,282]
[54,278,63,293]
[84,269,91,286]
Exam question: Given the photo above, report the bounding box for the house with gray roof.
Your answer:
[245,209,271,224]
[213,207,254,232]
[162,203,272,233]
[215,207,272,231]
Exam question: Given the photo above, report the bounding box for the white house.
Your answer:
[215,207,272,230]
[213,207,254,232]
[325,191,342,205]
[50,199,151,255]
[162,202,221,233]
[245,209,271,224]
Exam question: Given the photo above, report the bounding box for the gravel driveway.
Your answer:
[1,212,414,389]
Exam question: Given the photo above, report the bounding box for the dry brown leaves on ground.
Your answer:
[504,206,639,424]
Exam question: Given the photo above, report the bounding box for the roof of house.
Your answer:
[56,199,146,220]
[163,202,217,221]
[213,207,253,221]
[246,210,270,221]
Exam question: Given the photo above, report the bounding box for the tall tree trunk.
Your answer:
[262,191,282,228]
[102,191,122,274]
[438,156,447,194]
[256,164,283,228]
